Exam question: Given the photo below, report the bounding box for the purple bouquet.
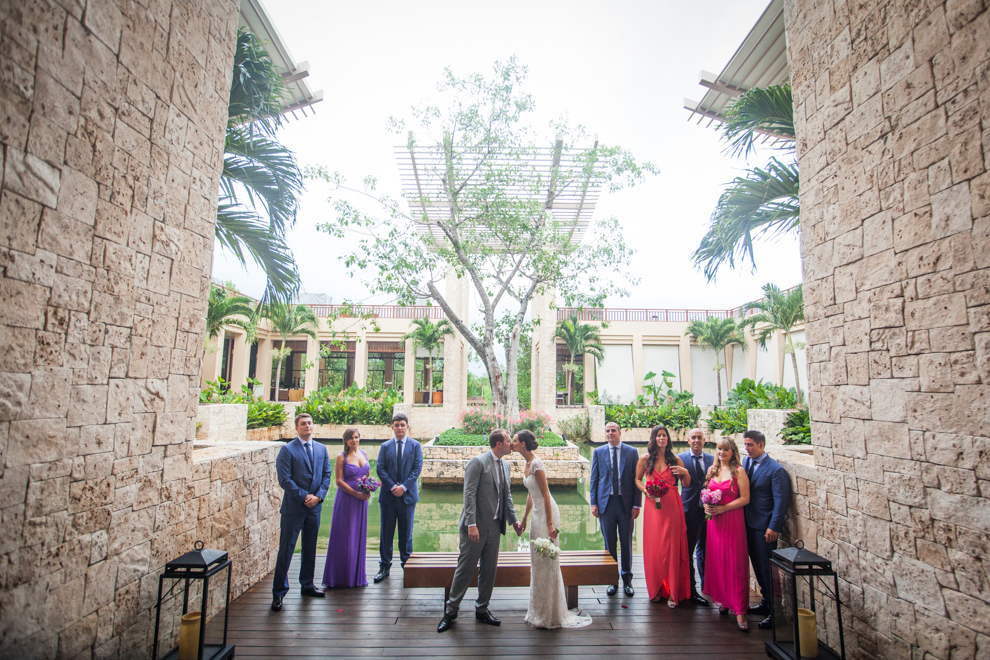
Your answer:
[700,487,722,520]
[356,475,380,494]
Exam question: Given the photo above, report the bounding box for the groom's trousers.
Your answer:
[599,495,633,585]
[272,507,321,598]
[445,523,501,615]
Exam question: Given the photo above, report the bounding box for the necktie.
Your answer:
[305,441,313,468]
[746,457,755,480]
[693,455,704,484]
[611,446,619,497]
[396,440,403,475]
[495,456,505,520]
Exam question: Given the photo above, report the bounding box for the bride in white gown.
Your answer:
[513,430,593,629]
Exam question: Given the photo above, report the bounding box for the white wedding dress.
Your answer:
[523,457,593,629]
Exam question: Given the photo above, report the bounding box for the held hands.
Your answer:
[765,529,779,543]
[704,504,722,517]
[304,494,320,508]
[359,491,372,501]
[391,484,405,497]
[468,525,480,543]
[513,520,525,536]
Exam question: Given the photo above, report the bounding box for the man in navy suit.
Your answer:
[272,413,333,611]
[374,412,423,582]
[590,422,642,596]
[742,430,792,628]
[677,428,714,606]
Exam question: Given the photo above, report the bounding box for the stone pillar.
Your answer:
[678,334,693,393]
[353,336,368,388]
[632,332,644,398]
[529,286,557,412]
[787,0,990,656]
[256,336,274,400]
[201,344,223,386]
[771,330,786,386]
[725,343,735,387]
[745,328,759,380]
[584,352,597,395]
[229,330,251,390]
[0,1,240,655]
[403,337,416,403]
[304,334,319,393]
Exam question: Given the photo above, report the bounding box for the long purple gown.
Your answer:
[321,452,369,588]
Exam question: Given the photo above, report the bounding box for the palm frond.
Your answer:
[692,158,800,282]
[221,127,303,236]
[228,28,287,136]
[721,84,795,160]
[215,205,300,305]
[206,285,257,339]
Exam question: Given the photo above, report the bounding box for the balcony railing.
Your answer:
[556,308,735,322]
[309,304,444,320]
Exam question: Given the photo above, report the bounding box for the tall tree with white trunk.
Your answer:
[309,59,655,417]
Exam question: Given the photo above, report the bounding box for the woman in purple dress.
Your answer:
[322,428,371,588]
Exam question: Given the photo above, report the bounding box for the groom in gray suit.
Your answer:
[437,429,522,633]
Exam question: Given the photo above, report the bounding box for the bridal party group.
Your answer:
[268,412,791,633]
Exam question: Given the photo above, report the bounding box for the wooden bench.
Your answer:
[403,550,617,609]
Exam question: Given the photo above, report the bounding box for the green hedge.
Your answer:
[435,428,566,447]
[781,407,811,444]
[707,379,800,433]
[296,385,401,425]
[603,400,701,431]
[200,377,287,430]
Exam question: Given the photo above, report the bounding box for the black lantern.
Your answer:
[152,541,235,660]
[766,540,846,660]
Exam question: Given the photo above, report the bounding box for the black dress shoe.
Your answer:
[749,603,770,616]
[623,584,635,597]
[301,587,325,597]
[437,613,456,633]
[475,610,501,626]
[690,594,710,606]
[271,596,282,611]
[606,583,618,597]
[374,567,390,583]
[758,615,773,629]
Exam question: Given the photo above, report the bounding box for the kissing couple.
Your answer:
[437,428,592,632]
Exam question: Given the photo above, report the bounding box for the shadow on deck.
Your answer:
[226,555,771,658]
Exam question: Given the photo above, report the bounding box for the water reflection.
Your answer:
[307,439,690,554]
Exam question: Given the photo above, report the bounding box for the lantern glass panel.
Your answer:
[771,560,797,651]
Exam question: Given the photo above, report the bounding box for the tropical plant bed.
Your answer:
[434,428,566,447]
[420,438,589,486]
[295,385,401,426]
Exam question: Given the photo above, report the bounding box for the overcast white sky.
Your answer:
[213,0,803,312]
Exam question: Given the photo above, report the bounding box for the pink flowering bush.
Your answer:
[459,409,553,438]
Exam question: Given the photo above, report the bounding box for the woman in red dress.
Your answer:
[702,436,751,631]
[635,424,692,607]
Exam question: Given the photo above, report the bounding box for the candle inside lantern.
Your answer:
[797,608,818,658]
[178,611,202,660]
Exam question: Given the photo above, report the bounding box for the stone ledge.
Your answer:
[420,439,590,485]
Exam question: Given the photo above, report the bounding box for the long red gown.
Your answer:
[703,477,749,615]
[642,465,692,602]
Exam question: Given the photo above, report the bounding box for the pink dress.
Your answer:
[703,477,749,615]
[642,466,692,602]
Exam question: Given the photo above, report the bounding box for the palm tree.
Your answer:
[261,302,319,401]
[692,84,799,281]
[205,284,257,341]
[404,317,454,405]
[554,315,605,405]
[216,28,304,305]
[740,283,805,404]
[685,316,746,405]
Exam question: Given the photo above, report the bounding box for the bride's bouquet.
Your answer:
[531,538,560,560]
[356,475,380,494]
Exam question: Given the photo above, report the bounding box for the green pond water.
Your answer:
[303,439,690,554]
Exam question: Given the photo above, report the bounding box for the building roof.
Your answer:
[683,0,788,129]
[239,0,324,119]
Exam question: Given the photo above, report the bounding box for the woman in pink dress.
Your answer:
[703,436,751,632]
[635,424,692,607]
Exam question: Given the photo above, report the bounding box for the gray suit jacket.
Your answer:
[458,451,518,535]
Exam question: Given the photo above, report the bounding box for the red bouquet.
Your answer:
[645,478,670,509]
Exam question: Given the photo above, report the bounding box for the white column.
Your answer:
[256,337,273,400]
[403,338,416,404]
[725,343,735,387]
[354,332,368,389]
[584,352,596,395]
[678,334,692,393]
[200,342,223,388]
[304,335,319,393]
[229,331,250,391]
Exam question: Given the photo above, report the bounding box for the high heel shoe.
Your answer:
[667,599,678,609]
[736,615,749,632]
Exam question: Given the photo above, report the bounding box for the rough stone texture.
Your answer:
[195,403,247,443]
[747,408,799,445]
[0,0,242,657]
[786,0,990,657]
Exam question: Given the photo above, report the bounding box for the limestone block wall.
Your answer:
[786,0,990,657]
[746,408,798,445]
[195,403,247,443]
[0,0,240,657]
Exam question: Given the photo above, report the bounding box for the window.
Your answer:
[415,356,444,392]
[367,348,404,392]
[318,341,355,393]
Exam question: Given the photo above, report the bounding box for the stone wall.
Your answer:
[0,0,241,657]
[785,0,990,658]
[195,403,247,443]
[746,408,798,445]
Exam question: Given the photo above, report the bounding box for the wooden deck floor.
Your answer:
[225,555,772,658]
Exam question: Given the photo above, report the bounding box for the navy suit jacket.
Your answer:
[743,454,791,532]
[677,449,714,514]
[589,442,642,514]
[376,436,423,505]
[276,438,332,515]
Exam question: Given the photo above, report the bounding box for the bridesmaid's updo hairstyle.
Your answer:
[704,436,742,488]
[517,430,538,451]
[342,427,359,455]
[644,424,678,480]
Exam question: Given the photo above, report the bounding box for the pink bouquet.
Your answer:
[356,475,380,494]
[645,478,670,509]
[700,488,722,519]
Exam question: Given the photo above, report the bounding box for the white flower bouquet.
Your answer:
[531,537,560,560]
